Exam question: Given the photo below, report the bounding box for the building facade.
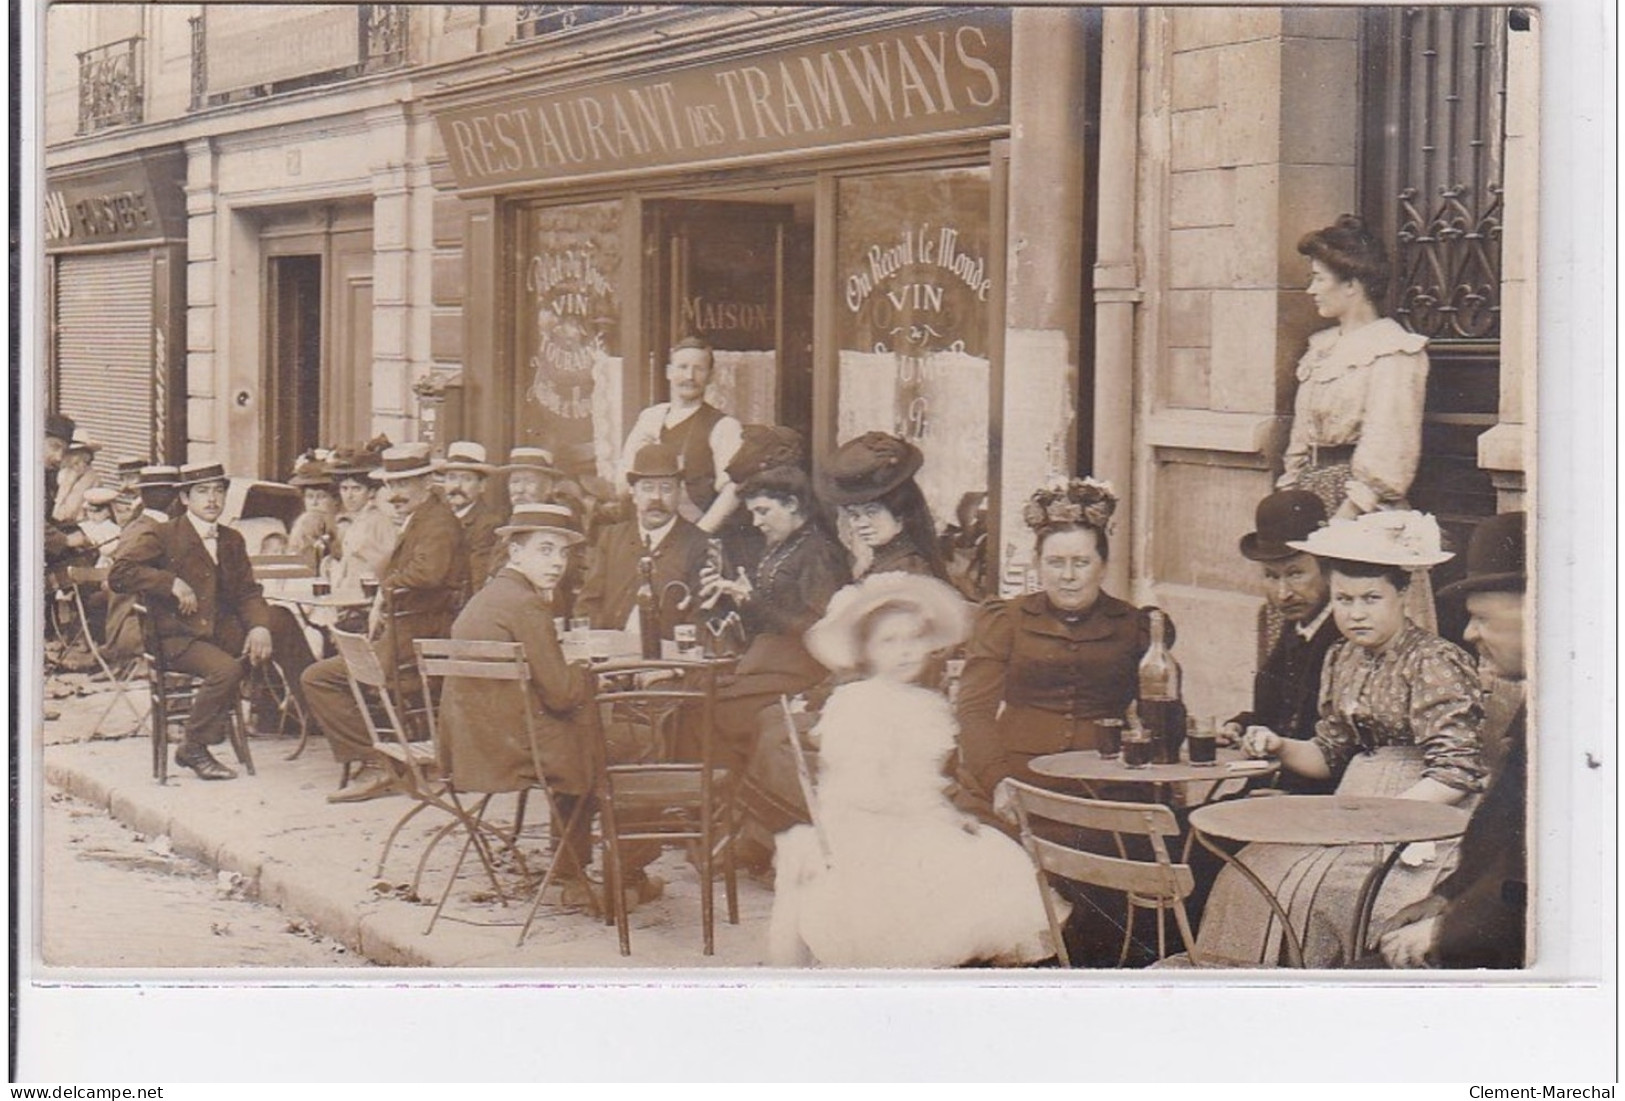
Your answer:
[42,4,1536,713]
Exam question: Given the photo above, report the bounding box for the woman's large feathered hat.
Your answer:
[1288,510,1454,568]
[1022,476,1118,534]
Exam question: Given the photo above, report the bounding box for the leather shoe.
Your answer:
[326,774,399,804]
[176,746,238,781]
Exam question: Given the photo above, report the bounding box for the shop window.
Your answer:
[515,200,625,478]
[835,166,994,544]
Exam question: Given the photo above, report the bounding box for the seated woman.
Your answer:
[817,432,948,580]
[326,446,398,598]
[286,456,341,572]
[700,463,851,765]
[1200,511,1486,967]
[769,573,1055,967]
[955,477,1161,814]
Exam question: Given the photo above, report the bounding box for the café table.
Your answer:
[1028,745,1279,806]
[1186,795,1470,968]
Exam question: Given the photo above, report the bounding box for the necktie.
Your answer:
[200,524,218,563]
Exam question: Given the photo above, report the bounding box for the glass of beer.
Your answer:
[1122,723,1153,768]
[1187,716,1219,765]
[310,579,331,598]
[1095,718,1124,759]
[360,577,380,601]
[674,623,700,659]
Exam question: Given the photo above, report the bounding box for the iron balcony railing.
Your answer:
[513,4,657,41]
[188,4,410,111]
[77,36,144,134]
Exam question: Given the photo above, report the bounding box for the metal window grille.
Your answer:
[77,36,144,134]
[513,5,655,41]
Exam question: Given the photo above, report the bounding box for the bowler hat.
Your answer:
[177,461,228,489]
[1436,511,1527,600]
[494,501,584,544]
[46,412,75,443]
[1240,490,1328,561]
[817,432,924,505]
[625,443,681,484]
[370,444,436,482]
[725,425,806,484]
[438,440,494,476]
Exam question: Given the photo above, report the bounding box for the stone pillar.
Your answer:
[367,105,415,446]
[182,136,223,469]
[1479,16,1539,511]
[997,6,1092,593]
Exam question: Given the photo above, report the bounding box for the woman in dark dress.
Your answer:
[818,432,948,581]
[699,463,852,766]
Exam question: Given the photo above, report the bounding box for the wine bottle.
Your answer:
[635,549,661,660]
[1137,608,1185,764]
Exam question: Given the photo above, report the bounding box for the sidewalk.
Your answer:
[38,673,777,970]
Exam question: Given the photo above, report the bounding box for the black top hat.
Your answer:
[177,461,228,488]
[625,443,681,484]
[1436,511,1527,600]
[725,425,807,484]
[1240,489,1328,561]
[46,412,75,443]
[817,432,924,506]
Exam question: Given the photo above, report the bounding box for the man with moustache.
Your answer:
[1377,511,1529,969]
[619,337,743,535]
[577,443,708,640]
[301,443,468,802]
[1223,490,1341,793]
[437,440,502,596]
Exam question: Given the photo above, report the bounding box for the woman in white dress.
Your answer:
[768,573,1057,968]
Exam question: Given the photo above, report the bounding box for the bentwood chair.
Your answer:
[577,658,739,956]
[1002,780,1204,968]
[133,600,255,783]
[416,637,594,937]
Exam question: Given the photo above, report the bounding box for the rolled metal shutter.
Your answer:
[55,252,155,475]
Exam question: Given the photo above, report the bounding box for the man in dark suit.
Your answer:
[1378,511,1528,969]
[577,443,709,641]
[302,443,468,802]
[1223,490,1340,793]
[108,462,309,781]
[437,440,502,594]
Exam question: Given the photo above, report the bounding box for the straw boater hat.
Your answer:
[437,440,495,476]
[804,572,972,675]
[369,444,436,482]
[1288,510,1455,568]
[1240,489,1328,562]
[816,432,924,506]
[500,446,563,476]
[1436,511,1526,600]
[288,457,334,488]
[176,461,228,489]
[625,443,681,485]
[68,428,103,454]
[494,501,584,545]
[83,486,120,508]
[137,464,180,487]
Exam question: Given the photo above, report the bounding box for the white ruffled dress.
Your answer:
[768,678,1056,968]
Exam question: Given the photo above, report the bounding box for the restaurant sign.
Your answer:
[435,11,1011,190]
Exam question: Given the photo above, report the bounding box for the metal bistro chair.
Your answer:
[132,600,256,783]
[329,630,509,926]
[416,637,592,937]
[577,658,739,956]
[1002,780,1205,968]
[62,565,150,737]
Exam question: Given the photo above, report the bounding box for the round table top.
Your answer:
[263,578,373,609]
[1187,794,1470,846]
[1028,745,1279,785]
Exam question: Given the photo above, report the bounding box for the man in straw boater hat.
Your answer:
[302,443,468,802]
[437,502,661,906]
[1223,489,1340,793]
[436,440,502,592]
[498,445,563,508]
[109,461,314,780]
[576,442,709,639]
[1376,511,1529,969]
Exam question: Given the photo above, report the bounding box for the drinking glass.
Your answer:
[1187,716,1218,766]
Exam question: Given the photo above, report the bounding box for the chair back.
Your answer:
[414,638,544,792]
[332,628,432,787]
[1002,779,1201,966]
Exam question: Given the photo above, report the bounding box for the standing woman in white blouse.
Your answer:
[1280,214,1435,626]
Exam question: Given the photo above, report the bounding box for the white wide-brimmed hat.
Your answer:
[805,573,972,675]
[1288,510,1455,568]
[436,440,495,476]
[370,444,437,482]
